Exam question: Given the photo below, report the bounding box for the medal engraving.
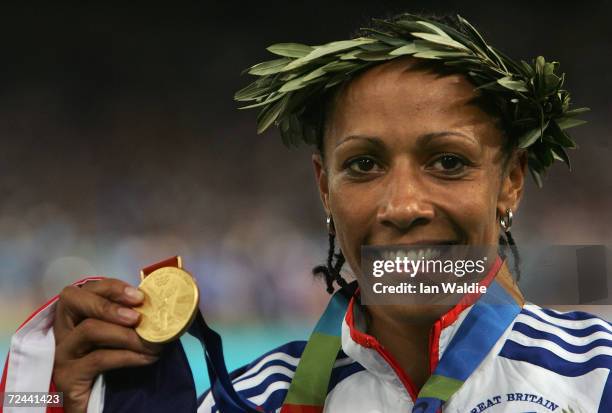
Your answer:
[135,266,199,343]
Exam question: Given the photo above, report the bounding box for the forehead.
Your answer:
[325,57,503,149]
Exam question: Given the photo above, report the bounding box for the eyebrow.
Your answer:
[334,131,477,148]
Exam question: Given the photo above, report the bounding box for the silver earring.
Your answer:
[500,208,513,232]
[326,215,336,235]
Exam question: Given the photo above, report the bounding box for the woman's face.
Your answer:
[313,57,526,282]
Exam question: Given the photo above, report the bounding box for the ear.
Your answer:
[497,149,527,215]
[312,153,331,215]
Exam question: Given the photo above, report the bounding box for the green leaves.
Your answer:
[278,68,326,92]
[281,38,376,72]
[247,58,291,76]
[235,13,588,187]
[267,43,313,58]
[564,107,590,116]
[551,144,571,169]
[256,94,290,134]
[535,56,546,76]
[547,121,578,148]
[518,121,549,148]
[556,116,588,130]
[412,20,450,37]
[389,43,419,56]
[497,76,528,92]
[410,32,470,51]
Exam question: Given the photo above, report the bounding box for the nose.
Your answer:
[376,167,435,232]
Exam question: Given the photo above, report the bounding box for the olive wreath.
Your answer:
[235,13,589,187]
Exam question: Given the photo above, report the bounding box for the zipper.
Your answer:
[345,256,504,402]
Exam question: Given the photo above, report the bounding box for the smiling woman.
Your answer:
[309,58,528,391]
[215,12,607,413]
[0,10,608,413]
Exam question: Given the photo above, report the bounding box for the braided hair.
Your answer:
[312,232,348,294]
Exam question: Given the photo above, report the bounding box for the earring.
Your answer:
[500,208,513,232]
[326,215,336,235]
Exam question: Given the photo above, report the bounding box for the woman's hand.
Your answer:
[53,279,162,413]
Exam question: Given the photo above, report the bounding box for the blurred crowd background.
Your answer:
[1,1,611,376]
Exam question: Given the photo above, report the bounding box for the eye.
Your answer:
[345,156,381,174]
[429,154,467,174]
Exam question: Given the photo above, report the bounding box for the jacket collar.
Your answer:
[340,256,523,400]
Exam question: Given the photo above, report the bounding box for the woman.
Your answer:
[1,12,607,413]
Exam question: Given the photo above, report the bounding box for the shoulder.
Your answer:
[197,340,364,412]
[499,303,612,376]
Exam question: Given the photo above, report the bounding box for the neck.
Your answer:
[366,305,450,391]
[361,259,517,392]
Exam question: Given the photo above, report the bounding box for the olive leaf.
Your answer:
[518,121,550,148]
[550,144,571,169]
[564,107,590,116]
[389,43,419,56]
[497,76,529,92]
[281,38,376,72]
[256,94,290,134]
[247,58,292,76]
[410,32,470,51]
[556,117,588,130]
[267,43,313,58]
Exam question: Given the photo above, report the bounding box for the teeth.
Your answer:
[379,247,441,261]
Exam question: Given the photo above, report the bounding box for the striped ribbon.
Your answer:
[279,284,356,413]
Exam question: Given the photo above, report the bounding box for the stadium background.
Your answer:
[1,0,611,394]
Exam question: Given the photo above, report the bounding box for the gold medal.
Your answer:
[135,263,199,343]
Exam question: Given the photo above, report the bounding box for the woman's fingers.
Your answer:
[61,278,144,323]
[55,284,142,341]
[57,318,161,359]
[80,278,145,306]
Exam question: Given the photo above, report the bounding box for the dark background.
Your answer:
[0,1,610,328]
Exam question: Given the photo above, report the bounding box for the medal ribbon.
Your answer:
[278,283,356,413]
[188,311,261,412]
[412,276,522,412]
[187,283,355,413]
